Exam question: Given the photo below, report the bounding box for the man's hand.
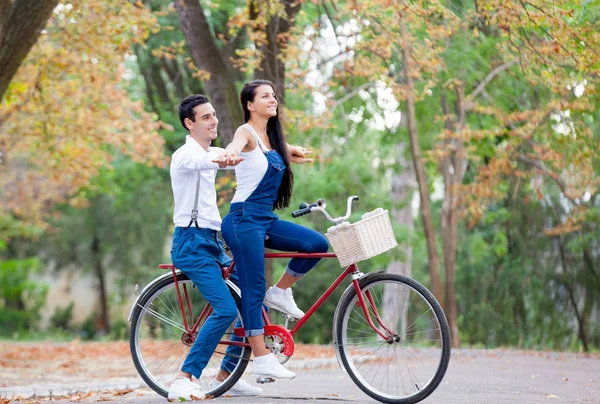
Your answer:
[213,150,244,168]
[289,145,314,164]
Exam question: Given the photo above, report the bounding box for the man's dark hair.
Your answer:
[178,94,210,132]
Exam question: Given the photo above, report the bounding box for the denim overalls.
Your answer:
[221,131,329,337]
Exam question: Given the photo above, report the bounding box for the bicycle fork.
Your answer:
[350,273,397,342]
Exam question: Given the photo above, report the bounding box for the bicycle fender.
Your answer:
[331,270,385,370]
[127,269,182,322]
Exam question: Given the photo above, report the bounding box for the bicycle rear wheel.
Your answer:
[333,272,450,404]
[129,273,251,397]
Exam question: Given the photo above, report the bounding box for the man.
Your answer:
[168,94,262,401]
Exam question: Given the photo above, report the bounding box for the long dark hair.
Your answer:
[240,80,293,210]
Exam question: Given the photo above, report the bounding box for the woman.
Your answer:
[219,80,329,379]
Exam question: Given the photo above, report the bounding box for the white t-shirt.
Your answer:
[170,135,230,230]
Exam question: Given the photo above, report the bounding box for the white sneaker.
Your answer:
[167,378,206,402]
[264,287,305,319]
[208,379,263,396]
[252,353,296,379]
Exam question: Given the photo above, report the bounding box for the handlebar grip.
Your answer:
[292,208,312,218]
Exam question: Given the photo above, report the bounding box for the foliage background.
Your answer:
[0,0,598,351]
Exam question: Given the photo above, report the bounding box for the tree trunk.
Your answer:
[150,58,172,106]
[0,0,59,100]
[175,0,242,145]
[162,57,187,100]
[399,19,444,307]
[91,234,111,335]
[558,236,588,351]
[384,142,416,331]
[583,247,599,284]
[253,0,302,103]
[439,86,467,348]
[134,45,161,119]
[181,59,204,95]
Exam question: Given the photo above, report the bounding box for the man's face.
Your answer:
[186,102,218,141]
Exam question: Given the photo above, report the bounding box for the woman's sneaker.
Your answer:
[252,353,296,379]
[264,287,305,319]
[167,378,206,402]
[208,379,263,396]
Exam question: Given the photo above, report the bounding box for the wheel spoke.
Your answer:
[334,274,450,402]
[130,278,252,398]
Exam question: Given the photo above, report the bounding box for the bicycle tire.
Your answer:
[333,272,450,404]
[129,272,251,398]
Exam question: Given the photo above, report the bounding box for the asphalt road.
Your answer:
[14,349,599,404]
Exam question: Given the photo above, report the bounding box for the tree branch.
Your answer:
[321,0,344,54]
[516,153,580,206]
[440,90,455,131]
[465,59,518,109]
[331,81,377,110]
[518,0,579,66]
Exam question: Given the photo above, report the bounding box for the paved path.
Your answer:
[1,347,599,403]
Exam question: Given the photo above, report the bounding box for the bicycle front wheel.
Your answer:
[129,273,251,398]
[333,272,450,404]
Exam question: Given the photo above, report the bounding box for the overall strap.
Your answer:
[186,172,201,229]
[243,124,269,154]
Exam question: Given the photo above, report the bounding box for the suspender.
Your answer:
[187,172,201,229]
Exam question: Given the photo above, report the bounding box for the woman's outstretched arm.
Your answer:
[213,127,252,165]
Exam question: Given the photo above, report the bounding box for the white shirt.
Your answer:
[171,135,230,230]
[231,124,269,203]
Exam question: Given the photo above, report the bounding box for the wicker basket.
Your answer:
[325,208,398,267]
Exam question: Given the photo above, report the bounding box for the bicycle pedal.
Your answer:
[256,377,275,384]
[282,314,297,328]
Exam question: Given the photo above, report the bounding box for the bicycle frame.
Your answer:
[162,251,395,351]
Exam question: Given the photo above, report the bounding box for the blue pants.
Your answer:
[222,202,329,337]
[171,227,241,378]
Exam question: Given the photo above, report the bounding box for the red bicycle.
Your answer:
[129,196,450,404]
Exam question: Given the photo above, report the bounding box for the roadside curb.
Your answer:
[0,357,340,400]
[0,379,145,400]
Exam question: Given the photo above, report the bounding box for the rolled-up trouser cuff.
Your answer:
[246,328,264,337]
[285,266,306,278]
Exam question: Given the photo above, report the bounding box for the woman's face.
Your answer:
[248,85,277,118]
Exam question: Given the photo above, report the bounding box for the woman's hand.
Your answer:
[213,150,244,168]
[289,145,314,164]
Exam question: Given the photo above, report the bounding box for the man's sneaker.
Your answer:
[208,379,263,396]
[252,353,296,380]
[264,287,305,319]
[167,378,206,402]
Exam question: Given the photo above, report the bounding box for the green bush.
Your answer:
[79,312,98,340]
[50,302,75,331]
[0,257,48,336]
[108,319,130,340]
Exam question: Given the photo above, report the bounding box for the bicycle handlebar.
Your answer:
[291,195,359,224]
